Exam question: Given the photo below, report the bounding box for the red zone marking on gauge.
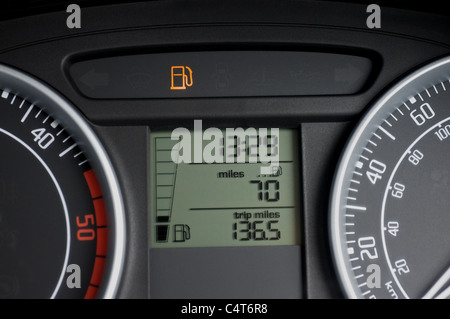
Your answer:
[83,169,107,299]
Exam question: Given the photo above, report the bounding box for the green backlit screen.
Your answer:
[150,128,301,248]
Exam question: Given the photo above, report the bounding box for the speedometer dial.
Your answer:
[330,56,450,299]
[0,64,125,298]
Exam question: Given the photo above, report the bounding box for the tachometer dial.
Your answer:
[330,56,450,299]
[0,64,125,298]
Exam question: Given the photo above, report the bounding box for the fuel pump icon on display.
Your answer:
[174,224,191,242]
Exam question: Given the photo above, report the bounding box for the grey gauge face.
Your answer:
[330,56,450,299]
[0,64,125,298]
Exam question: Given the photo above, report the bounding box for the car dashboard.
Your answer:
[0,0,450,300]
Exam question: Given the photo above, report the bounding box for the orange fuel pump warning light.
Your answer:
[170,66,193,90]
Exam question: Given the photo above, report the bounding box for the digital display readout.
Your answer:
[150,128,301,248]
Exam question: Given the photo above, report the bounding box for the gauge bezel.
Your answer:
[0,63,126,299]
[329,55,450,299]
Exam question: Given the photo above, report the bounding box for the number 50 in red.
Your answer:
[76,214,96,241]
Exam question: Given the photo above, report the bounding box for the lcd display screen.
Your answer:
[150,127,301,248]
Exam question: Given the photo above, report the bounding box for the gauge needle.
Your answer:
[423,266,450,299]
